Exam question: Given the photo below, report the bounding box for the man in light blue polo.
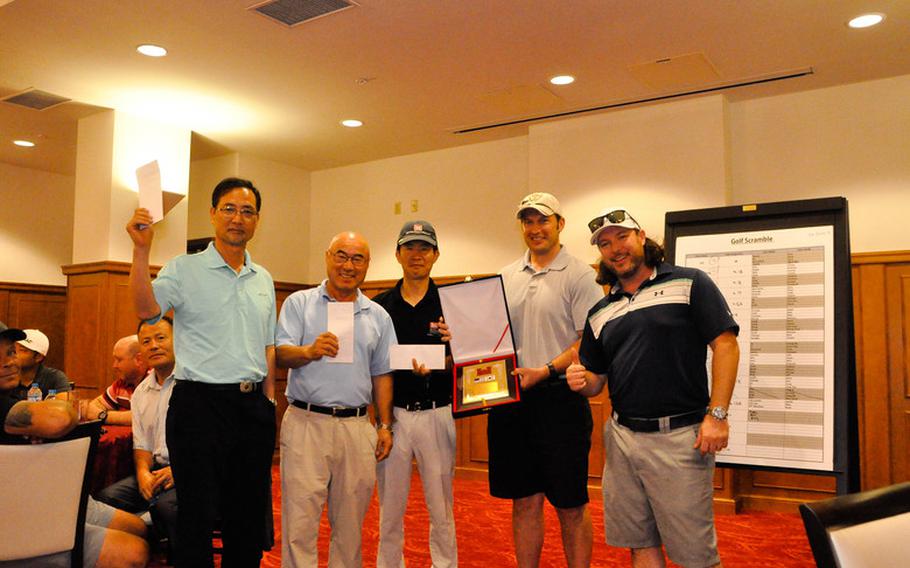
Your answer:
[126,177,277,568]
[277,231,396,568]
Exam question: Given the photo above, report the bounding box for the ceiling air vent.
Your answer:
[250,0,357,27]
[1,88,71,111]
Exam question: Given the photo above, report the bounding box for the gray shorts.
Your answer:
[601,418,719,568]
[0,499,111,567]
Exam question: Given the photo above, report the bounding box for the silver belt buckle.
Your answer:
[240,380,254,393]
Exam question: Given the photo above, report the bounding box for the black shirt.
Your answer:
[9,365,71,401]
[579,262,739,418]
[372,279,452,407]
[1,391,24,444]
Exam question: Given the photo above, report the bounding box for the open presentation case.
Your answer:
[438,276,520,418]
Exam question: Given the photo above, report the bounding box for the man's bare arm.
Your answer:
[276,333,339,369]
[4,399,77,438]
[371,372,394,462]
[126,208,161,320]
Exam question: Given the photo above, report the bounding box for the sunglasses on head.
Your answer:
[587,209,639,233]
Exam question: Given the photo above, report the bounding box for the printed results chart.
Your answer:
[677,227,834,471]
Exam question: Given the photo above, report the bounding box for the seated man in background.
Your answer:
[0,327,149,568]
[97,317,178,555]
[84,335,147,425]
[13,328,70,400]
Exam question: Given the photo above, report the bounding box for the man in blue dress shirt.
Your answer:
[276,231,396,568]
[127,177,277,568]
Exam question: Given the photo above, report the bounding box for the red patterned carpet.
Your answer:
[153,466,816,567]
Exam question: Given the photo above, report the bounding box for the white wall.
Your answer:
[187,154,239,239]
[309,136,529,282]
[187,152,310,282]
[528,95,729,260]
[729,75,910,253]
[238,154,310,284]
[6,73,910,287]
[72,111,191,266]
[309,96,730,279]
[0,163,74,285]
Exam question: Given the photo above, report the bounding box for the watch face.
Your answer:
[711,407,727,420]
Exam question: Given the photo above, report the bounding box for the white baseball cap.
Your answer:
[516,192,562,218]
[18,329,49,356]
[588,207,641,244]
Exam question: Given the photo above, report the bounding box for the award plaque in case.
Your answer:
[438,276,520,418]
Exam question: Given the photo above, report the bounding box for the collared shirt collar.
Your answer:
[522,245,570,273]
[317,279,372,313]
[608,262,671,297]
[391,277,437,304]
[202,241,255,273]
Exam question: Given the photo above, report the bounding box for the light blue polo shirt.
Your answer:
[276,280,396,408]
[151,242,277,384]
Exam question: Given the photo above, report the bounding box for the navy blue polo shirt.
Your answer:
[579,262,739,418]
[372,279,452,407]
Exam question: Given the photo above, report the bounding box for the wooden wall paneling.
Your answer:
[0,289,9,324]
[713,468,739,514]
[63,262,152,399]
[64,271,113,396]
[0,283,67,372]
[853,263,892,488]
[6,290,67,371]
[273,282,314,454]
[886,263,910,483]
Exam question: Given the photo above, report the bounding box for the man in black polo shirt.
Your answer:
[567,207,740,568]
[372,220,456,568]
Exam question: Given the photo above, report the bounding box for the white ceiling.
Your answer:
[1,0,908,176]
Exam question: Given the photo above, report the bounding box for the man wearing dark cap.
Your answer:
[567,207,740,568]
[491,193,604,568]
[372,220,456,568]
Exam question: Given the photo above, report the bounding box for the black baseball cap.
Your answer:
[0,327,26,342]
[397,220,438,247]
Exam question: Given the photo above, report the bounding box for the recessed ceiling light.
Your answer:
[550,75,575,86]
[13,140,35,147]
[848,13,885,28]
[137,44,168,57]
[341,119,363,128]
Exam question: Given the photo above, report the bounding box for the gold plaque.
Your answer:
[461,359,511,404]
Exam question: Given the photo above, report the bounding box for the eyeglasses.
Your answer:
[217,205,258,220]
[331,250,368,268]
[587,209,639,233]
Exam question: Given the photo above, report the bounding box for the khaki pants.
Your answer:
[280,406,378,568]
[377,405,457,568]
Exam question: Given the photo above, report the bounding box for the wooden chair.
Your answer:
[799,481,910,567]
[0,420,102,568]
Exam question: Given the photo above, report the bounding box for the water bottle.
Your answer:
[27,382,42,402]
[45,389,57,400]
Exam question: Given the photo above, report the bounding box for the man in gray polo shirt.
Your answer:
[489,192,604,568]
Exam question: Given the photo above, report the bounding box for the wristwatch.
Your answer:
[546,362,558,380]
[377,422,393,434]
[708,406,728,421]
[98,409,108,424]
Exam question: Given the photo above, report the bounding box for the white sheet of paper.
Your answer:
[390,344,446,370]
[136,161,164,223]
[136,160,185,223]
[327,302,354,363]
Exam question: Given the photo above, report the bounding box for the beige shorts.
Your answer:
[601,418,720,568]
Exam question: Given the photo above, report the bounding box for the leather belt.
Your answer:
[292,400,368,417]
[396,400,450,412]
[613,409,705,433]
[176,379,262,393]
